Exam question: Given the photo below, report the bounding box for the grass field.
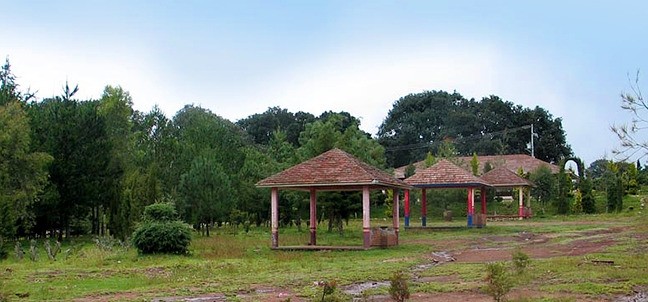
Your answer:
[1,203,647,301]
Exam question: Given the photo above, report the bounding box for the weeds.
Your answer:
[389,271,410,302]
[44,240,61,261]
[14,240,23,260]
[29,239,37,261]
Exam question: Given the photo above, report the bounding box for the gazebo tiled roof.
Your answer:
[394,154,559,179]
[404,159,491,188]
[481,166,534,188]
[256,148,411,190]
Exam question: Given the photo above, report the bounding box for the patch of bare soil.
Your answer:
[406,288,608,302]
[453,230,619,263]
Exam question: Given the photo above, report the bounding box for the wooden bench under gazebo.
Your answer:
[403,159,492,228]
[256,148,412,250]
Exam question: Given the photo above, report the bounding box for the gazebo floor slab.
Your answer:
[272,245,370,251]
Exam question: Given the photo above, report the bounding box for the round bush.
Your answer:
[142,202,178,222]
[132,221,192,254]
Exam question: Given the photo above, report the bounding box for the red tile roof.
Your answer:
[394,154,559,178]
[404,159,491,188]
[256,148,411,190]
[481,166,534,188]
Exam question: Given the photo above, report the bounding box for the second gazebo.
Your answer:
[404,159,492,228]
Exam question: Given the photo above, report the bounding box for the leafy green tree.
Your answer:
[529,166,557,214]
[470,153,479,176]
[236,106,315,146]
[236,147,278,226]
[580,177,596,214]
[28,92,112,238]
[98,86,135,239]
[0,59,51,245]
[0,101,52,245]
[378,91,572,167]
[424,152,437,168]
[179,154,235,235]
[296,113,387,231]
[605,163,623,212]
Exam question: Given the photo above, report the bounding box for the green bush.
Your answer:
[132,221,192,254]
[389,271,410,302]
[143,202,178,222]
[483,262,513,302]
[132,203,192,255]
[512,247,530,274]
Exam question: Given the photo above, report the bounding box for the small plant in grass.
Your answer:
[28,239,38,261]
[316,280,345,302]
[389,271,410,302]
[14,240,23,260]
[512,247,530,274]
[132,203,192,255]
[44,240,61,261]
[483,262,513,302]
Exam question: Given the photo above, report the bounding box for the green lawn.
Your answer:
[1,209,647,301]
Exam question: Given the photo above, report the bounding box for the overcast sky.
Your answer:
[2,1,647,166]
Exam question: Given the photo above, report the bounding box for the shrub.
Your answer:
[483,262,513,302]
[132,203,192,255]
[143,202,178,222]
[133,221,192,255]
[389,271,410,302]
[512,247,530,274]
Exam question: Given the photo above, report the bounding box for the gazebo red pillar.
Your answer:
[392,189,400,243]
[421,188,427,227]
[480,187,487,215]
[404,190,410,227]
[362,186,371,249]
[309,189,317,245]
[467,187,474,227]
[271,187,279,248]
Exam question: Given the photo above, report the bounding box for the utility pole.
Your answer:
[530,124,538,158]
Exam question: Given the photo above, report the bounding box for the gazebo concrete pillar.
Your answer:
[392,189,400,243]
[362,186,371,249]
[271,187,279,248]
[467,187,474,227]
[404,190,410,227]
[421,188,427,227]
[480,187,487,215]
[518,187,524,220]
[309,189,317,245]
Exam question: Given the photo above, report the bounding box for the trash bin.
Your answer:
[474,213,487,228]
[370,226,398,247]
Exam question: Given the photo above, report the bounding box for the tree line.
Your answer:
[1,58,575,250]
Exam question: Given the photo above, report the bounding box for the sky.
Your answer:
[2,0,648,166]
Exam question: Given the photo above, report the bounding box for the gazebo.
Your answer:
[256,148,412,250]
[404,159,492,228]
[481,166,534,219]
